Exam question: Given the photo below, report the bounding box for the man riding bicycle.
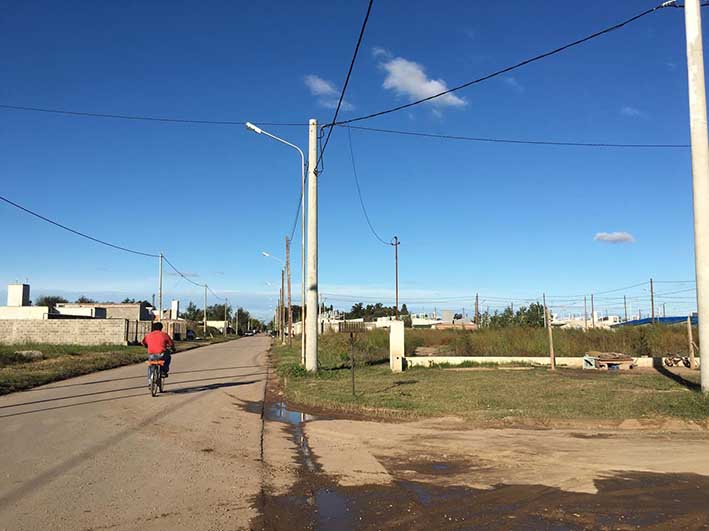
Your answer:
[141,322,174,381]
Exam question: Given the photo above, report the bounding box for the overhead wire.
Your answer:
[317,0,374,169]
[346,126,393,245]
[1,194,230,299]
[0,194,159,258]
[335,1,681,125]
[338,124,689,149]
[0,104,305,127]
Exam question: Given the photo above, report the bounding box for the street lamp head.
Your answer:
[245,122,263,135]
[261,251,270,257]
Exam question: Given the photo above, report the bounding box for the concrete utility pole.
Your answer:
[286,236,293,347]
[203,284,207,335]
[158,253,163,321]
[689,315,697,369]
[650,278,656,324]
[624,295,628,322]
[393,236,400,319]
[224,298,228,335]
[474,293,480,325]
[685,0,709,392]
[591,294,596,328]
[305,118,319,372]
[545,306,555,370]
[584,296,588,330]
[281,268,286,345]
[542,293,547,328]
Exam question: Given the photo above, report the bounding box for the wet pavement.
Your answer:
[250,401,709,530]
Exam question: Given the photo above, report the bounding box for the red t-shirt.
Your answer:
[141,330,174,355]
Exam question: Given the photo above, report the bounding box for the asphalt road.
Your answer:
[0,336,271,531]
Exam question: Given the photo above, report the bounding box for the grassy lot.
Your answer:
[273,343,709,422]
[294,325,696,365]
[0,336,237,395]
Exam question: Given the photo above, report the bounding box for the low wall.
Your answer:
[404,356,666,368]
[0,319,131,346]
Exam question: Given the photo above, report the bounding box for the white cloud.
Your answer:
[304,74,354,110]
[594,232,636,244]
[503,76,524,93]
[377,55,467,109]
[620,105,645,118]
[371,46,392,60]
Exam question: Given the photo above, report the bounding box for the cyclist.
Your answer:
[141,322,174,381]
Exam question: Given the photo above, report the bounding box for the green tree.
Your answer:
[206,303,232,321]
[181,302,202,321]
[34,295,68,308]
[75,296,96,304]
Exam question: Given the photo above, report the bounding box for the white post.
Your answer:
[158,253,163,321]
[390,320,405,372]
[305,118,319,371]
[301,145,307,366]
[685,0,709,392]
[203,284,208,335]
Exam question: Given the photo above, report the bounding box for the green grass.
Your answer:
[273,344,709,422]
[0,337,239,395]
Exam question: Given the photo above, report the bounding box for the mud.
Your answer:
[249,376,709,530]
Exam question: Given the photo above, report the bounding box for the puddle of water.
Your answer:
[261,401,319,473]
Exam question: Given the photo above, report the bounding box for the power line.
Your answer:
[0,104,305,127]
[0,194,159,258]
[335,1,679,125]
[1,193,229,298]
[339,124,689,149]
[162,256,205,288]
[317,0,375,168]
[347,126,392,245]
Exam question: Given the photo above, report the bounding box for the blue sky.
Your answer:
[0,1,703,319]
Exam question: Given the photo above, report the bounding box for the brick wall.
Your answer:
[0,319,130,345]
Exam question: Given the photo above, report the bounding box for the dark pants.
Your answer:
[147,352,171,377]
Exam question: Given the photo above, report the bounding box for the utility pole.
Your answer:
[393,236,400,319]
[545,306,556,370]
[650,278,656,324]
[624,295,628,322]
[584,296,588,330]
[203,284,207,335]
[542,293,547,328]
[281,268,286,345]
[474,293,479,325]
[663,303,666,318]
[286,236,293,347]
[305,118,318,372]
[224,298,228,335]
[591,294,596,328]
[158,253,163,321]
[685,0,709,392]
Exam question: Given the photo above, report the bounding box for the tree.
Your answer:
[400,303,410,315]
[75,296,96,304]
[121,297,137,304]
[181,302,202,321]
[206,303,232,321]
[34,295,68,308]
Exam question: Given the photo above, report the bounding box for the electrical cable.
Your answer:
[162,256,205,288]
[317,0,374,168]
[0,194,159,258]
[335,1,679,126]
[338,124,689,149]
[346,126,393,245]
[0,104,305,127]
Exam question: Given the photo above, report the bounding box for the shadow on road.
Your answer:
[32,365,264,392]
[1,372,267,410]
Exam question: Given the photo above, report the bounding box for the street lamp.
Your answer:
[247,122,306,363]
[261,250,286,345]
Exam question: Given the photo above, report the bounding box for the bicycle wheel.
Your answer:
[158,370,164,393]
[150,366,159,397]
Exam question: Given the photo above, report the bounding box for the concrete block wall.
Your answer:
[0,319,130,345]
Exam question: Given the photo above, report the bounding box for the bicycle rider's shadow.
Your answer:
[168,380,259,395]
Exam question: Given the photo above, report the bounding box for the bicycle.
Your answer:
[147,358,165,397]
